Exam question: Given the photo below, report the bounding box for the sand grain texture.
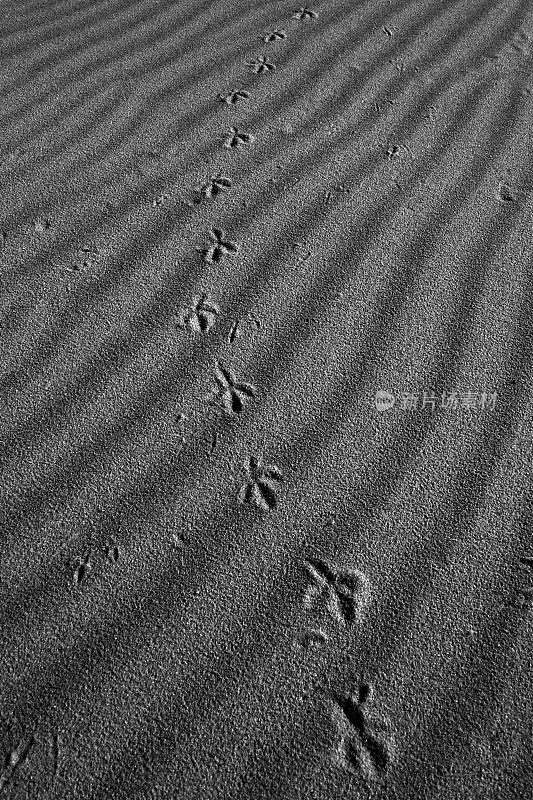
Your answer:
[0,0,532,798]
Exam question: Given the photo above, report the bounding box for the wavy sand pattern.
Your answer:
[0,0,532,797]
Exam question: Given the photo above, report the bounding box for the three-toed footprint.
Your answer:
[177,294,220,333]
[247,55,276,74]
[263,29,287,42]
[224,126,255,149]
[217,89,250,105]
[293,5,318,20]
[197,228,239,263]
[208,362,256,415]
[333,683,395,782]
[200,174,232,199]
[238,456,283,511]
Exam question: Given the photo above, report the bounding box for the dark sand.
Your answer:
[0,0,532,797]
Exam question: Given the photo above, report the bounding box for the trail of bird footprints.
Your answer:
[161,9,321,530]
[57,5,530,787]
[192,9,392,783]
[2,4,525,794]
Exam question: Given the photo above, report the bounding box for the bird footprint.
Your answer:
[200,174,232,199]
[224,126,255,149]
[238,456,283,511]
[293,6,318,20]
[197,228,238,264]
[333,683,395,782]
[217,89,250,105]
[209,362,256,414]
[263,29,287,42]
[178,294,219,332]
[247,55,276,74]
[303,558,372,627]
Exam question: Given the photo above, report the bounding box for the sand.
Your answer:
[0,0,532,797]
